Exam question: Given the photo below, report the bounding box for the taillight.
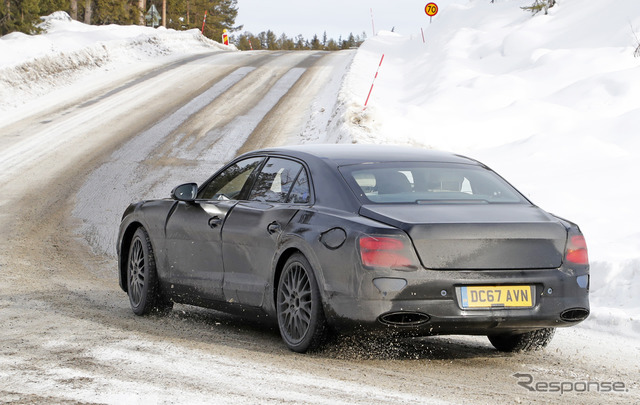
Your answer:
[359,236,418,270]
[566,234,589,265]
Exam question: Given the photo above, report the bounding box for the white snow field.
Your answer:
[326,0,640,338]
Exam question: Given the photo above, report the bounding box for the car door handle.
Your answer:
[267,221,281,235]
[208,216,222,228]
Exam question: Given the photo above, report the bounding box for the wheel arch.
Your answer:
[269,238,328,316]
[119,221,144,292]
[272,247,301,308]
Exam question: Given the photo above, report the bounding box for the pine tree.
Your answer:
[346,32,355,48]
[310,33,321,50]
[249,34,260,50]
[265,29,277,50]
[93,0,136,25]
[257,31,266,49]
[278,32,294,50]
[234,31,251,50]
[39,0,68,16]
[1,0,41,35]
[198,0,240,41]
[326,38,339,51]
[162,0,188,30]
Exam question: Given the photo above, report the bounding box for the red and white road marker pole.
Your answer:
[201,10,207,34]
[421,27,425,43]
[363,54,385,111]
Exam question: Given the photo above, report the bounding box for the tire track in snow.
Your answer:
[71,66,255,255]
[73,52,321,257]
[0,52,248,184]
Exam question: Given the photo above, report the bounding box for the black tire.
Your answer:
[488,328,555,352]
[127,227,172,315]
[276,253,327,353]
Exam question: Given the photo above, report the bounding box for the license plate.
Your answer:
[460,285,533,309]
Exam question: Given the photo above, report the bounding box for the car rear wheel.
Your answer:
[127,227,172,315]
[277,253,327,353]
[488,327,555,352]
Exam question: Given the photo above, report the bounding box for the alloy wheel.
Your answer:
[278,262,313,343]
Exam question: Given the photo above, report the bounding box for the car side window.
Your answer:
[248,158,309,203]
[287,169,310,204]
[198,157,263,200]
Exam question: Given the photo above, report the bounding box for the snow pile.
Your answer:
[335,0,640,336]
[0,12,231,110]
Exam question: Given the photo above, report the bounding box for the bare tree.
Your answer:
[162,0,166,27]
[84,0,92,24]
[70,0,78,20]
[138,0,146,25]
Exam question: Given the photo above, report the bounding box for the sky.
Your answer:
[235,0,436,40]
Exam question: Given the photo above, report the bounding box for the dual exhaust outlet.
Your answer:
[378,307,590,327]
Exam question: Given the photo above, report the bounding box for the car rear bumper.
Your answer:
[323,267,590,336]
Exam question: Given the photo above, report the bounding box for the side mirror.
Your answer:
[171,183,198,202]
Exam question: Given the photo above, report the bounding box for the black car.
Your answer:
[117,144,590,353]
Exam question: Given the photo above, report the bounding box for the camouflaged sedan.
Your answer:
[117,144,590,353]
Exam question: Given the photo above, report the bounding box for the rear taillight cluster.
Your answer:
[566,233,589,265]
[359,235,418,271]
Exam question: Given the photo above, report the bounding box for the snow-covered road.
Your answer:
[0,45,638,404]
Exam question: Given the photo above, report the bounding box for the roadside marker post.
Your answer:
[222,29,229,45]
[201,10,207,34]
[363,54,385,111]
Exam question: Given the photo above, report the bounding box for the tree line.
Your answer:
[233,30,365,51]
[1,0,364,51]
[0,0,239,39]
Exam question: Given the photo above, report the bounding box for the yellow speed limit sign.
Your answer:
[425,2,438,17]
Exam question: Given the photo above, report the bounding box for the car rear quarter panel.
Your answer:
[267,206,403,318]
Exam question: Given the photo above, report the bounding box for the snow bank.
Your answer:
[336,0,640,337]
[0,12,231,111]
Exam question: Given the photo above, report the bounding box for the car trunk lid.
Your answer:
[359,204,566,270]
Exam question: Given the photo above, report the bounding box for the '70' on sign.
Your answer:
[425,2,438,17]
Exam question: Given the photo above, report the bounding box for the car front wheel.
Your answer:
[127,227,172,315]
[488,327,556,352]
[276,253,327,353]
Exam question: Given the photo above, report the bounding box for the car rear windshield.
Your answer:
[339,162,528,204]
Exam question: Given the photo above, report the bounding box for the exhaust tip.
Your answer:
[379,311,430,327]
[560,308,590,322]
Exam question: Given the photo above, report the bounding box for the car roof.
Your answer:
[248,144,480,166]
